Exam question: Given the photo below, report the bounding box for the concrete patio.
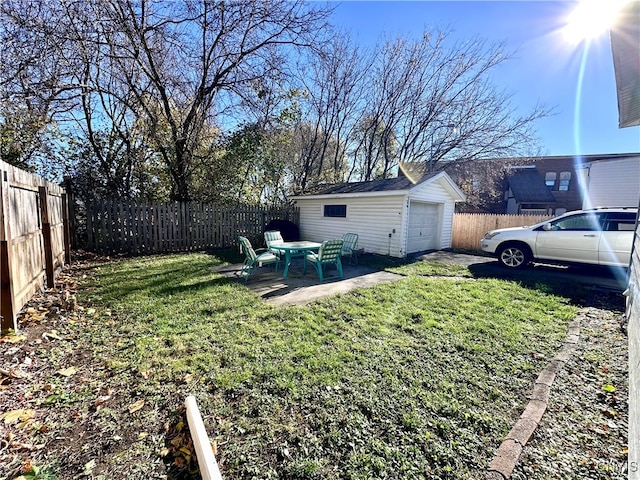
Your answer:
[213,257,402,306]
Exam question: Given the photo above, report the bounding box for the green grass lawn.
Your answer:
[70,251,577,479]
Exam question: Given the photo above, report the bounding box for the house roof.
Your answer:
[610,0,640,128]
[399,155,640,183]
[292,171,465,201]
[507,169,556,204]
[305,175,426,195]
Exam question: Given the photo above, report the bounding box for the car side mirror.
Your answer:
[542,223,552,231]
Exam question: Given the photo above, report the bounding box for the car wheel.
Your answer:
[498,244,531,269]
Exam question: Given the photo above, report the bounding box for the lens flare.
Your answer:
[563,0,631,43]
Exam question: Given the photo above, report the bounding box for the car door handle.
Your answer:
[583,234,597,237]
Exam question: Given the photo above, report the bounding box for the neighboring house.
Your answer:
[582,154,640,208]
[402,153,639,214]
[291,172,465,258]
[503,154,639,215]
[505,155,586,215]
[504,167,557,214]
[609,1,640,478]
[402,156,587,214]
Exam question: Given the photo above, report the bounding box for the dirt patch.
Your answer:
[0,252,196,480]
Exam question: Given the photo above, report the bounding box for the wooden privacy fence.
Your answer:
[1,161,70,332]
[452,213,553,251]
[86,200,299,254]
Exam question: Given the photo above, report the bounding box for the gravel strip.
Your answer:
[511,307,628,480]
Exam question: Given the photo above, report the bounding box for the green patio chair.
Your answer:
[341,233,359,264]
[264,230,285,256]
[237,236,279,282]
[303,239,344,282]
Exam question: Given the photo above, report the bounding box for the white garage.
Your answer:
[407,201,441,253]
[291,171,465,258]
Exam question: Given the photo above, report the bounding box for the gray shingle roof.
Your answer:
[508,169,556,203]
[307,173,437,195]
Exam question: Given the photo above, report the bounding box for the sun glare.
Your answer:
[563,0,631,43]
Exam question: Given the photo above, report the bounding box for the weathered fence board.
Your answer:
[1,161,68,332]
[452,213,553,251]
[86,200,299,254]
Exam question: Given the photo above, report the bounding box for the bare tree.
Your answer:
[290,34,370,191]
[347,38,416,182]
[362,30,549,175]
[2,0,332,201]
[288,28,549,188]
[3,2,550,204]
[99,0,332,200]
[0,1,74,170]
[349,115,399,181]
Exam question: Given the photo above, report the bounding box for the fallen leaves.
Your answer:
[1,366,30,379]
[163,406,198,473]
[93,393,112,411]
[3,409,35,426]
[0,333,27,344]
[0,252,141,477]
[0,358,34,387]
[42,330,62,341]
[12,459,51,480]
[57,366,78,377]
[20,306,49,323]
[128,399,145,414]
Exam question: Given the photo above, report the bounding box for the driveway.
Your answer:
[417,250,627,310]
[415,250,628,292]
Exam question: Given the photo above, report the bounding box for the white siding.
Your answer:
[295,173,463,258]
[585,157,640,208]
[296,195,407,257]
[406,180,457,250]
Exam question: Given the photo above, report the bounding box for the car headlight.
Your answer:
[483,232,501,240]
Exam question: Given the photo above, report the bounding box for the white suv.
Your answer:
[480,207,638,269]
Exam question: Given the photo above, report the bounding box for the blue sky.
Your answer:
[329,1,639,156]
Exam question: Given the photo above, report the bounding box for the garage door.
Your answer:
[407,202,440,253]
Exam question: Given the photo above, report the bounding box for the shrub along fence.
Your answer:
[1,160,70,332]
[86,200,299,254]
[452,213,553,252]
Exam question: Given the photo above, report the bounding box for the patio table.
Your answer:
[269,241,321,279]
